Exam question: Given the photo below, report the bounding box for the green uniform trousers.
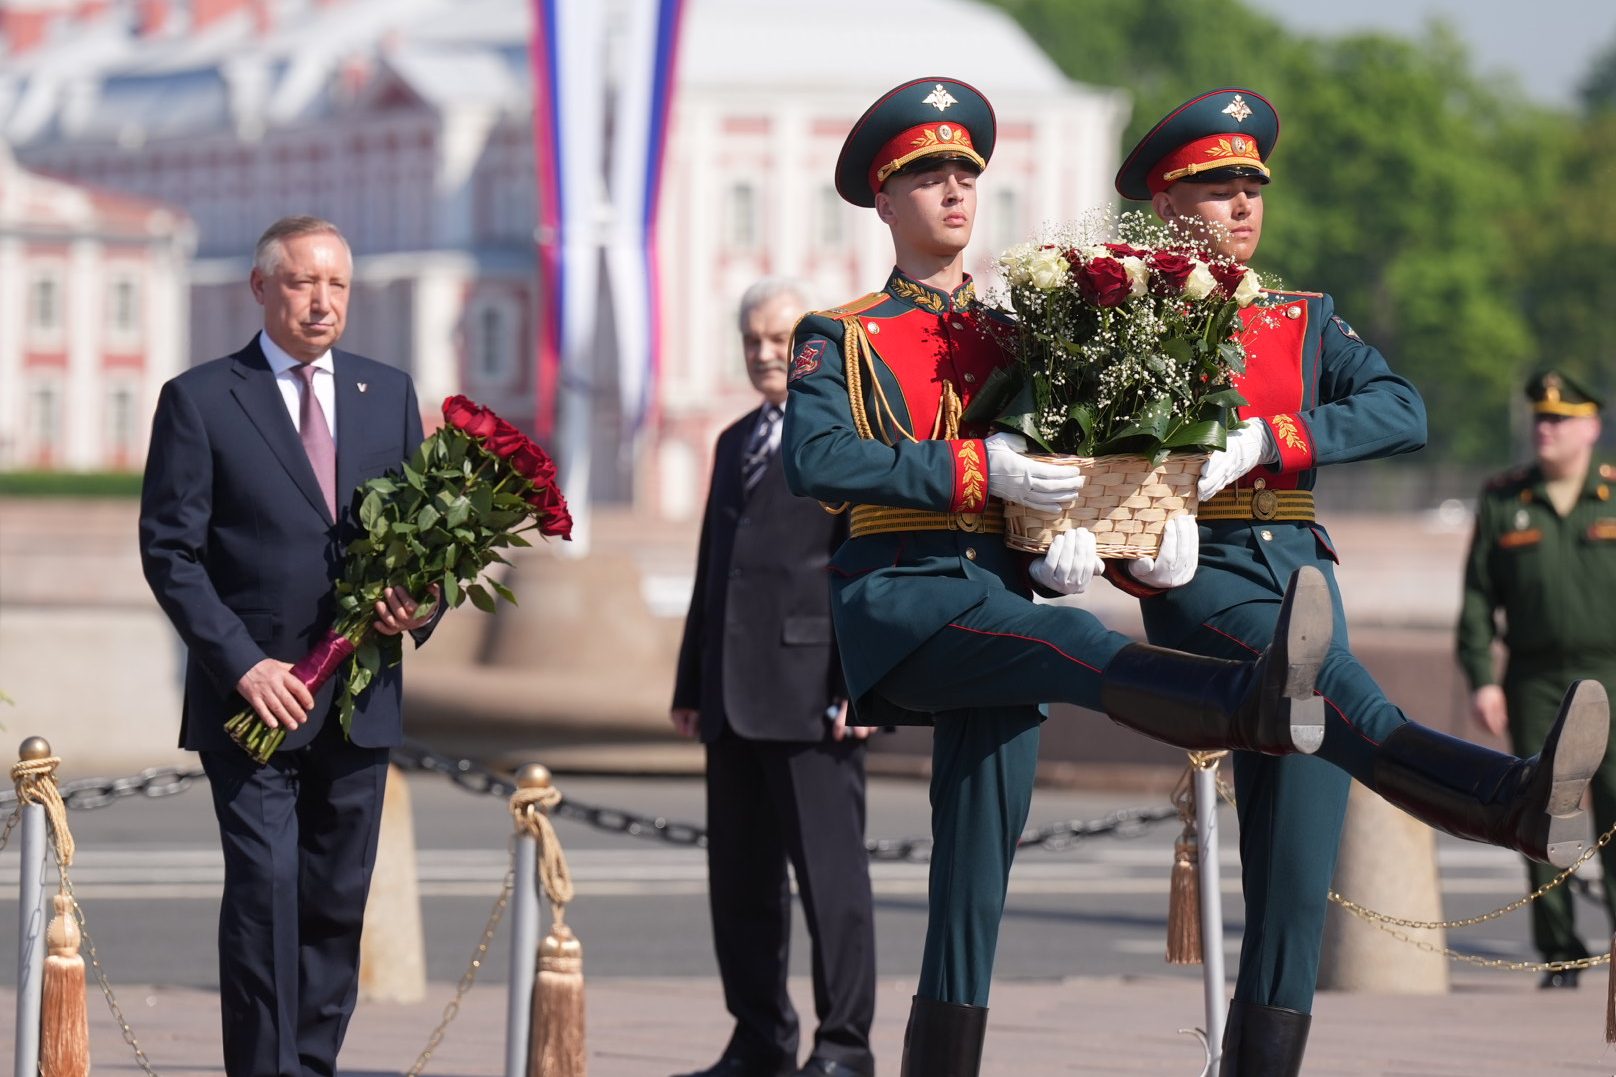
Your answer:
[878,591,1135,1006]
[1174,574,1405,1014]
[1508,663,1616,962]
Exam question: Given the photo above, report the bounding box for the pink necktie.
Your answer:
[292,364,337,518]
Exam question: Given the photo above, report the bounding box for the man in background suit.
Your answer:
[139,216,436,1076]
[671,278,877,1077]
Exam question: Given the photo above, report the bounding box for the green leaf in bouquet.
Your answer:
[506,531,532,548]
[1197,387,1248,410]
[441,572,461,607]
[465,583,497,613]
[469,485,493,516]
[1162,419,1229,452]
[445,433,468,467]
[337,690,357,737]
[415,504,441,531]
[1218,339,1246,374]
[490,578,517,605]
[1065,403,1095,448]
[403,462,425,491]
[359,490,384,532]
[1105,397,1172,444]
[959,366,1025,427]
[368,476,398,495]
[337,593,361,613]
[444,496,471,529]
[1160,338,1192,364]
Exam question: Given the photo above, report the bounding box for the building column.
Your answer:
[67,238,103,469]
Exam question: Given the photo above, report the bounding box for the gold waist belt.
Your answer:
[1199,486,1316,523]
[849,501,1006,538]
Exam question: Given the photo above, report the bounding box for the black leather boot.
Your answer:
[1373,680,1609,867]
[1219,1000,1311,1077]
[1098,566,1331,756]
[898,996,987,1077]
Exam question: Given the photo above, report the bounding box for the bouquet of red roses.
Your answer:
[225,395,572,763]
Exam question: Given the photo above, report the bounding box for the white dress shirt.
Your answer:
[259,330,338,447]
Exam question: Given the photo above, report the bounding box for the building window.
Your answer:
[728,182,757,248]
[29,381,60,464]
[989,188,1021,257]
[107,383,138,459]
[818,186,844,248]
[107,272,142,343]
[467,295,520,387]
[28,270,63,344]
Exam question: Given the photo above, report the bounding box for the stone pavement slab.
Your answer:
[5,971,1614,1075]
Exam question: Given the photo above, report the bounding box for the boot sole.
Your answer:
[1538,680,1610,868]
[1272,566,1331,754]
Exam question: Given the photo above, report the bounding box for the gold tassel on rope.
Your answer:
[14,748,91,1077]
[42,893,90,1077]
[511,765,586,1077]
[1165,760,1202,965]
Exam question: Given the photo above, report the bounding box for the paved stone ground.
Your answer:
[6,970,1616,1075]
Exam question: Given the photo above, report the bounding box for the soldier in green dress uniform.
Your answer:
[1113,88,1612,1074]
[783,77,1607,1076]
[1460,369,1616,989]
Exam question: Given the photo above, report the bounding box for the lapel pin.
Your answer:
[357,382,368,393]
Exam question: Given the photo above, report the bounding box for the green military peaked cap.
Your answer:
[1527,369,1603,417]
[835,76,996,208]
[1115,88,1280,202]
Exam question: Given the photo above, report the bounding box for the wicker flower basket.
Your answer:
[1004,452,1208,558]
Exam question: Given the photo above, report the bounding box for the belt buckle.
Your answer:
[954,511,983,533]
[1251,479,1280,522]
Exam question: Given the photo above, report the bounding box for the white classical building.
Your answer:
[1,0,1129,511]
[0,138,194,470]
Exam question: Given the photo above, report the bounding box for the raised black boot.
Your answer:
[1219,1000,1311,1077]
[898,996,987,1077]
[1098,566,1331,756]
[1373,680,1609,867]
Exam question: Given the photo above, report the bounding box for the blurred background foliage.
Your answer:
[991,0,1616,465]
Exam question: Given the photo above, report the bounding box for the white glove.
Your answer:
[985,431,1085,511]
[1127,514,1199,588]
[1029,527,1103,595]
[1196,422,1277,501]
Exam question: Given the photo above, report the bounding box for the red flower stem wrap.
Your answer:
[288,630,358,692]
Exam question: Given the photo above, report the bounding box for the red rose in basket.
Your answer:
[224,395,572,763]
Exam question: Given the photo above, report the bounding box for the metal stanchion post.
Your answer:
[14,736,53,1077]
[505,764,545,1077]
[1194,762,1226,1076]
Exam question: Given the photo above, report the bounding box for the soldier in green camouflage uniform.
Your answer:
[1460,369,1616,988]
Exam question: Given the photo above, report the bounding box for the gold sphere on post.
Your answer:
[18,736,51,761]
[516,763,552,789]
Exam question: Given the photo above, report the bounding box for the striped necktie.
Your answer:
[742,404,783,494]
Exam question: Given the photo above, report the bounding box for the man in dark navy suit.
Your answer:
[139,216,436,1077]
[671,278,877,1077]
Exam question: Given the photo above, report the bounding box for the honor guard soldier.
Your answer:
[1115,89,1612,1073]
[783,76,1344,1077]
[1461,369,1616,990]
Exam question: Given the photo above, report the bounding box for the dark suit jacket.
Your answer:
[673,404,848,743]
[139,335,426,752]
